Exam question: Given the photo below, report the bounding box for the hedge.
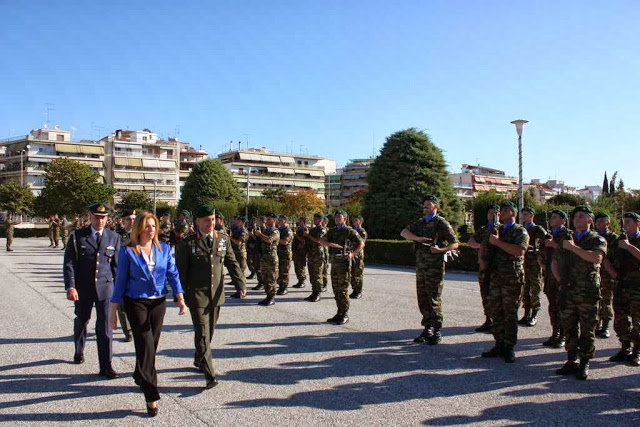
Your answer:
[365,240,479,272]
[0,228,51,238]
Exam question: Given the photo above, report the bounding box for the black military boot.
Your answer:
[556,353,579,375]
[304,291,320,302]
[552,331,566,349]
[576,358,590,380]
[518,308,531,325]
[321,285,328,292]
[542,328,559,347]
[594,320,603,337]
[527,309,539,327]
[276,285,288,295]
[292,281,305,288]
[599,320,610,339]
[609,342,632,362]
[482,341,504,358]
[252,283,264,291]
[247,272,256,280]
[258,296,275,306]
[334,312,349,325]
[413,327,433,343]
[503,345,516,363]
[475,317,493,333]
[630,348,640,367]
[349,291,362,299]
[427,328,442,345]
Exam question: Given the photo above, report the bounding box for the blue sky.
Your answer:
[1,1,639,189]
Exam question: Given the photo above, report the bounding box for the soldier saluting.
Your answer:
[401,195,459,345]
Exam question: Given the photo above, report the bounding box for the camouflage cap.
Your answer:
[595,212,611,221]
[551,209,568,220]
[500,201,518,212]
[88,203,111,216]
[522,206,535,214]
[572,205,594,219]
[194,205,215,218]
[423,195,439,204]
[623,212,640,222]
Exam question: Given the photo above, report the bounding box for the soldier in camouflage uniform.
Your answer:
[113,209,136,342]
[308,210,363,325]
[350,216,367,299]
[480,202,529,363]
[276,215,293,295]
[51,214,61,248]
[542,209,572,348]
[303,213,327,302]
[4,214,18,252]
[553,206,606,380]
[246,217,259,281]
[158,214,173,246]
[401,195,459,345]
[519,207,548,327]
[255,213,279,306]
[60,215,71,250]
[292,217,308,288]
[229,216,248,276]
[321,216,330,292]
[594,213,617,339]
[249,216,266,290]
[605,212,640,366]
[468,204,501,332]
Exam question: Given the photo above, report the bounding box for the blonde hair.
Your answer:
[129,212,161,255]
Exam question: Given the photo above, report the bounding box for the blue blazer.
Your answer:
[111,242,184,303]
[64,227,121,301]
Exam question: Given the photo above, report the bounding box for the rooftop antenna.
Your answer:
[243,134,250,150]
[174,125,181,138]
[45,102,55,127]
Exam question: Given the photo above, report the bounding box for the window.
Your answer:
[57,134,64,141]
[304,161,308,165]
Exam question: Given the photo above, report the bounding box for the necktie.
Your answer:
[207,235,213,248]
[95,232,101,247]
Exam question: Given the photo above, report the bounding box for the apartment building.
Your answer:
[449,164,518,200]
[178,142,208,197]
[0,125,105,195]
[218,148,337,199]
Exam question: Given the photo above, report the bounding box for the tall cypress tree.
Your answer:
[362,128,463,239]
[602,172,609,195]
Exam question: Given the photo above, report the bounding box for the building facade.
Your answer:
[449,164,518,200]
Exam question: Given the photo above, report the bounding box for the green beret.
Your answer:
[181,209,191,217]
[500,201,518,211]
[572,205,594,219]
[322,215,328,220]
[334,209,348,216]
[594,213,610,221]
[551,209,568,220]
[313,213,323,219]
[176,220,189,233]
[278,214,287,220]
[194,205,215,218]
[215,212,225,220]
[355,215,364,221]
[267,213,277,219]
[522,206,535,214]
[423,195,439,204]
[237,216,246,222]
[260,216,267,221]
[623,212,640,222]
[88,203,111,216]
[488,204,500,212]
[120,209,136,217]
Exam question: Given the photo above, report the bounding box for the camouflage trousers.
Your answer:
[260,256,279,297]
[249,251,262,283]
[322,250,329,287]
[50,228,60,246]
[350,254,365,293]
[330,257,351,314]
[6,232,13,249]
[233,248,247,275]
[246,250,256,273]
[613,279,640,347]
[308,253,324,292]
[598,272,614,323]
[544,275,562,330]
[477,269,491,318]
[416,264,445,329]
[559,284,599,360]
[522,256,543,310]
[293,251,307,282]
[488,270,524,348]
[277,250,292,287]
[61,230,69,249]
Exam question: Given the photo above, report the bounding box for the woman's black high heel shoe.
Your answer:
[147,402,158,417]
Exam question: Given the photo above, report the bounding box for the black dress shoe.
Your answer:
[292,282,305,288]
[146,403,158,417]
[258,297,275,306]
[349,292,362,299]
[99,366,120,379]
[73,353,84,364]
[206,377,219,389]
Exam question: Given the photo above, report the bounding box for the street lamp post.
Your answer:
[20,144,30,186]
[511,120,528,223]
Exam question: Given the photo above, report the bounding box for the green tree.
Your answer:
[602,172,609,195]
[0,182,35,215]
[245,197,282,219]
[178,159,243,212]
[362,128,464,239]
[35,158,115,216]
[115,191,154,214]
[279,189,325,219]
[547,193,586,207]
[261,187,287,200]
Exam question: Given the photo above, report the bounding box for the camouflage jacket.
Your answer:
[292,226,307,254]
[608,232,640,280]
[230,226,248,252]
[489,222,529,274]
[306,225,327,259]
[277,226,293,255]
[325,225,363,260]
[259,227,280,261]
[523,223,547,259]
[473,222,500,266]
[115,225,131,246]
[406,215,458,262]
[555,230,606,291]
[353,226,367,256]
[159,222,172,244]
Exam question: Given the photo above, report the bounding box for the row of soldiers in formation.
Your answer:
[421,197,640,381]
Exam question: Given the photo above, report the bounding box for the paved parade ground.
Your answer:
[0,238,639,426]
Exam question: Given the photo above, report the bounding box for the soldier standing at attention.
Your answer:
[60,215,71,250]
[605,212,640,366]
[176,205,246,389]
[292,217,308,288]
[158,213,173,246]
[467,204,501,333]
[245,217,258,281]
[400,195,459,345]
[276,215,293,295]
[4,213,19,252]
[304,213,327,302]
[307,210,363,325]
[542,210,572,348]
[48,214,55,247]
[480,202,528,363]
[349,216,367,299]
[594,212,617,339]
[250,216,266,290]
[321,216,330,292]
[229,216,249,298]
[553,206,606,380]
[255,213,280,306]
[519,206,548,327]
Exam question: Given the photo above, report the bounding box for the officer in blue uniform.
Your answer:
[64,203,121,379]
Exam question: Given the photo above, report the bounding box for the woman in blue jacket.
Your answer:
[110,211,187,417]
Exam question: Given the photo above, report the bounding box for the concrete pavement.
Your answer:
[0,238,638,426]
